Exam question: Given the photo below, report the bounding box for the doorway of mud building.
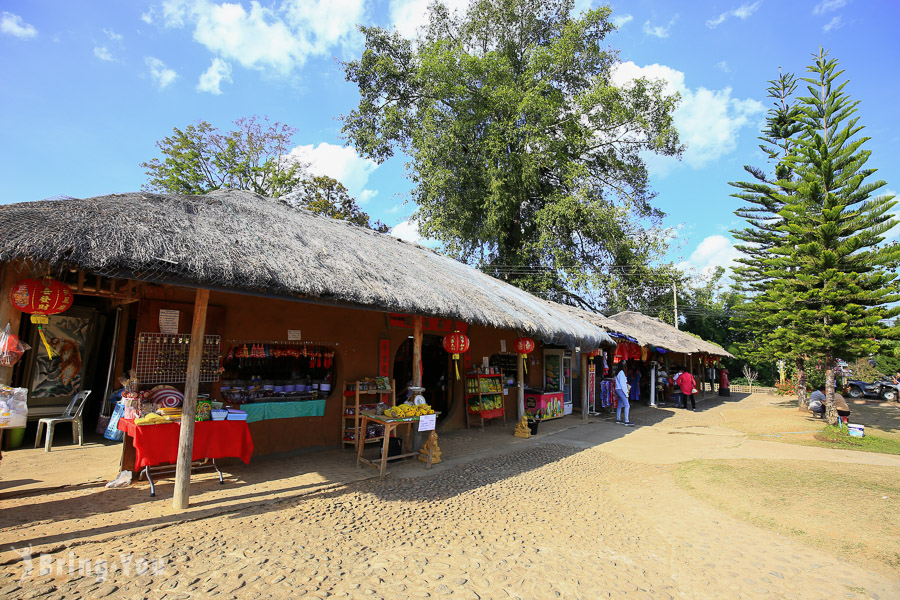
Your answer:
[393,334,450,421]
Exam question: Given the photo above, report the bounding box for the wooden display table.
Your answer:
[356,412,438,476]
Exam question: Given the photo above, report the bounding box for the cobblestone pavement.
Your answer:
[2,441,897,599]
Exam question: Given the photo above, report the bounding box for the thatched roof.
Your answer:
[542,302,731,358]
[608,311,733,358]
[0,190,616,349]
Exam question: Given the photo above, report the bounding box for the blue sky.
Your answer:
[2,0,898,278]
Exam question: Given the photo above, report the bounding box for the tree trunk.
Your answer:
[824,354,838,425]
[795,356,807,410]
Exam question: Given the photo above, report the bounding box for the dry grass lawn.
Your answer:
[716,394,900,454]
[675,459,900,571]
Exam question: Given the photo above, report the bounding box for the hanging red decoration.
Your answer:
[513,337,535,374]
[10,277,74,359]
[442,330,470,379]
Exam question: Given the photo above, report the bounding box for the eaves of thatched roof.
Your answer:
[608,311,733,358]
[543,302,731,358]
[0,190,616,349]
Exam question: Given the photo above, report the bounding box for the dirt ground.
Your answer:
[0,392,898,599]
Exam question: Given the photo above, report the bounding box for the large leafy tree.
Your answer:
[142,116,385,231]
[342,0,681,311]
[142,116,304,198]
[283,176,389,232]
[735,49,900,423]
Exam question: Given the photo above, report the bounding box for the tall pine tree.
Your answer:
[783,49,899,423]
[738,49,899,424]
[731,70,810,406]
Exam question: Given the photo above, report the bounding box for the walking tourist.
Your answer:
[614,364,633,426]
[678,368,698,411]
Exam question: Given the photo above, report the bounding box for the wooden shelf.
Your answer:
[464,373,506,430]
[341,379,395,450]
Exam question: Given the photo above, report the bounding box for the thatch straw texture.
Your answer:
[0,190,617,349]
[608,311,733,358]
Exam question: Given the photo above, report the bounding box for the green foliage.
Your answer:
[731,49,900,420]
[342,0,681,311]
[142,116,304,197]
[284,176,389,232]
[142,116,386,232]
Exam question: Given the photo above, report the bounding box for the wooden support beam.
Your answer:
[0,263,23,386]
[412,315,423,389]
[173,288,209,510]
[77,271,85,293]
[517,352,525,421]
[581,353,588,422]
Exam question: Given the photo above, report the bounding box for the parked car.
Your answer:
[845,378,898,401]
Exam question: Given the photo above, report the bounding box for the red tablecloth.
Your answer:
[118,418,254,470]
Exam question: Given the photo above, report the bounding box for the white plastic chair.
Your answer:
[34,390,91,452]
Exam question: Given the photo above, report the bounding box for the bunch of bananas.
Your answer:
[384,403,434,418]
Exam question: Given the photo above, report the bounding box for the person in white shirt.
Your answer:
[614,364,633,426]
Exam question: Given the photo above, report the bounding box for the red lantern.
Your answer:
[442,330,470,379]
[513,337,535,374]
[513,337,535,355]
[10,278,73,316]
[10,277,73,359]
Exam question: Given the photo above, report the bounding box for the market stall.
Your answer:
[356,407,438,476]
[117,417,253,497]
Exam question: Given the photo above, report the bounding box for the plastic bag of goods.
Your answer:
[0,386,28,429]
[0,323,30,367]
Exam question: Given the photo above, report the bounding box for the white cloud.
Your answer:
[391,218,423,244]
[141,8,155,24]
[643,15,678,38]
[386,204,402,214]
[823,16,843,32]
[94,46,115,62]
[814,0,847,15]
[103,28,123,41]
[716,60,731,72]
[611,14,633,28]
[288,142,379,200]
[1,12,37,39]
[146,56,178,90]
[161,0,365,76]
[678,235,741,278]
[196,57,232,94]
[389,0,469,39]
[611,61,764,172]
[706,2,761,28]
[358,189,379,205]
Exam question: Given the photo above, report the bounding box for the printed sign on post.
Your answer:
[418,414,436,431]
[287,330,302,340]
[159,310,180,334]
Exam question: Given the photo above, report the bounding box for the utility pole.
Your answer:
[673,282,679,330]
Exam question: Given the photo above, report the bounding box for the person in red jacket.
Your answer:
[677,368,698,411]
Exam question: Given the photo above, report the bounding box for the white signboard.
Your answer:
[287,329,302,340]
[159,309,180,334]
[418,414,436,431]
[500,339,507,352]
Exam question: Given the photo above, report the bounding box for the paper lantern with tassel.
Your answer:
[442,330,470,379]
[9,277,74,359]
[513,336,535,374]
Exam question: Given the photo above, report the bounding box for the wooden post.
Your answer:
[412,315,423,389]
[173,288,209,510]
[580,353,588,421]
[0,262,23,386]
[517,352,525,420]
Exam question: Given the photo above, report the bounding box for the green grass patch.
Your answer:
[802,425,900,455]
